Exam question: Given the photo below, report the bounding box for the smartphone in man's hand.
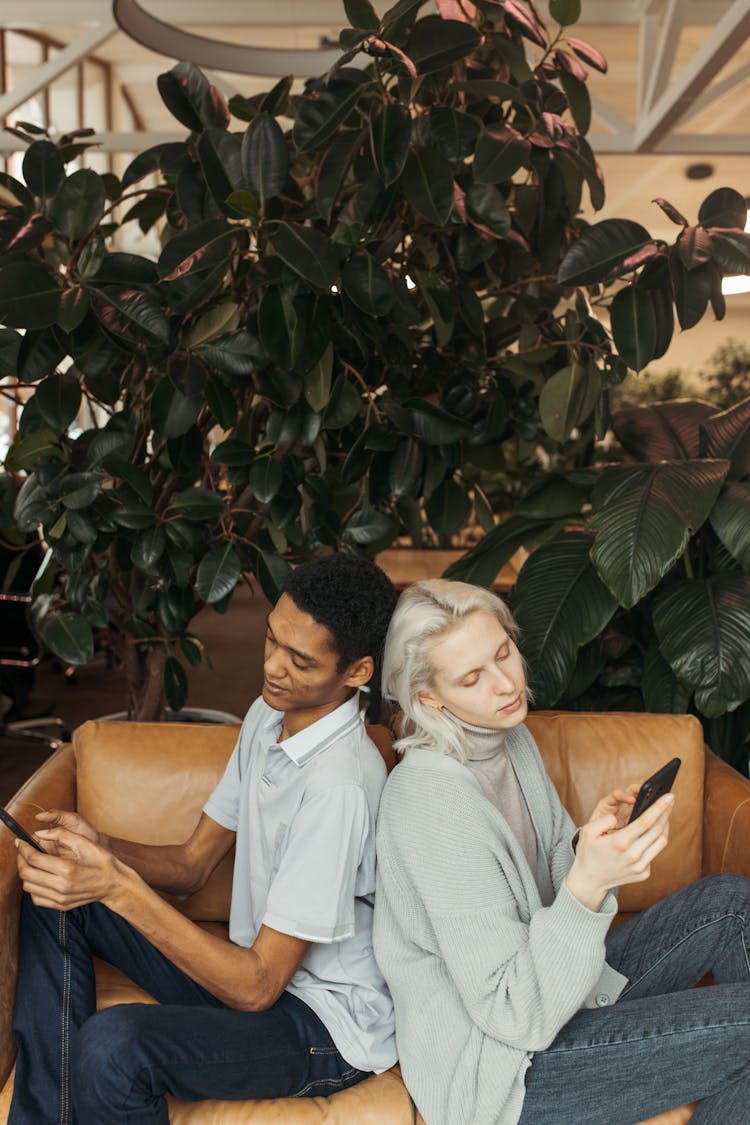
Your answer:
[628,758,681,824]
[0,806,45,851]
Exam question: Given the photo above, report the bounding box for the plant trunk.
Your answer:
[123,641,168,722]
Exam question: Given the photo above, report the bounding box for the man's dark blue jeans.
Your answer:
[10,895,370,1124]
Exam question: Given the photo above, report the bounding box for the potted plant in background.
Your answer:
[1,0,748,731]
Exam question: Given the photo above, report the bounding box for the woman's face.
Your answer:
[418,610,528,730]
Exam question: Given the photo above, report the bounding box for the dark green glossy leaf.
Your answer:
[194,330,258,376]
[293,78,366,153]
[323,376,362,429]
[710,230,750,274]
[57,287,90,332]
[402,147,454,225]
[270,221,339,290]
[610,284,657,372]
[131,525,167,572]
[254,549,291,604]
[341,251,394,316]
[35,372,82,431]
[196,543,242,604]
[158,219,237,282]
[168,487,226,521]
[157,61,230,132]
[0,262,60,328]
[249,458,283,503]
[427,107,481,162]
[408,398,471,444]
[344,0,379,28]
[559,70,590,135]
[701,397,750,479]
[5,428,64,472]
[653,574,750,716]
[669,251,711,330]
[426,476,471,535]
[612,400,716,462]
[43,611,94,665]
[198,128,242,214]
[698,186,747,231]
[388,438,422,497]
[59,472,102,510]
[23,140,65,198]
[316,131,362,223]
[180,635,204,666]
[163,656,188,712]
[241,113,289,206]
[91,286,170,346]
[473,128,527,184]
[304,342,333,412]
[158,588,194,635]
[49,169,105,241]
[466,182,511,236]
[641,643,691,715]
[343,506,399,546]
[211,439,255,468]
[404,16,481,74]
[550,0,580,24]
[206,377,238,430]
[590,460,730,608]
[710,482,750,572]
[17,328,66,383]
[369,104,411,187]
[444,513,562,587]
[558,219,653,286]
[0,329,21,377]
[509,532,618,707]
[539,362,598,442]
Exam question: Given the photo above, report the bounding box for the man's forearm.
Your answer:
[104,864,278,1010]
[101,836,203,895]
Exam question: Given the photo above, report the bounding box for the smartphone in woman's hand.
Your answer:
[628,758,681,823]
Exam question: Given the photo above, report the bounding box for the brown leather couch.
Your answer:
[1,711,749,1125]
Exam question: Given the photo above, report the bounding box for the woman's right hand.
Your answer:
[565,793,674,912]
[34,809,104,849]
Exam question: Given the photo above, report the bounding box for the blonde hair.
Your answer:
[381,579,522,760]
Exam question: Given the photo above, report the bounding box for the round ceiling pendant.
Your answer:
[112,0,348,77]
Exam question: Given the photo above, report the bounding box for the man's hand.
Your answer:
[34,809,103,847]
[16,826,122,911]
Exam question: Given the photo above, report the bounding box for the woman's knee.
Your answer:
[700,872,750,912]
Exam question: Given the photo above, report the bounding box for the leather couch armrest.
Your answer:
[702,749,750,878]
[0,746,76,1089]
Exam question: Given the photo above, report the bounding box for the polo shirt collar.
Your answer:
[265,693,364,768]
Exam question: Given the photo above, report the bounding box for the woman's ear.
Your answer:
[417,690,442,711]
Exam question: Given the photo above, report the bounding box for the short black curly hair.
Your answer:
[282,552,397,714]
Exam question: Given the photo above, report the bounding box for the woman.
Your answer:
[373,579,750,1125]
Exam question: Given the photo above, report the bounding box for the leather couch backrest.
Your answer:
[74,721,239,921]
[74,712,705,921]
[525,711,705,911]
[73,719,396,922]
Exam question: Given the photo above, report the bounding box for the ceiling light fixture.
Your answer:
[112,0,353,78]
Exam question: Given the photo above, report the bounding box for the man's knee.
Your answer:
[72,1004,159,1112]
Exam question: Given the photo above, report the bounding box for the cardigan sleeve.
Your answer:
[380,771,616,1053]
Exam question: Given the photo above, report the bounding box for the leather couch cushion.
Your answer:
[526,712,705,911]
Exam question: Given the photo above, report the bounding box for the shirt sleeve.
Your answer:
[263,784,370,943]
[203,735,243,831]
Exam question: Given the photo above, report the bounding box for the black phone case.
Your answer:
[0,806,45,851]
[628,757,681,823]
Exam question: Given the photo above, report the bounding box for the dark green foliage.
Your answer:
[0,5,746,721]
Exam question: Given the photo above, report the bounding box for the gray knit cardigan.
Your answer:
[373,723,626,1125]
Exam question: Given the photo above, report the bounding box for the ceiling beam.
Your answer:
[642,0,683,113]
[634,0,750,151]
[0,18,118,120]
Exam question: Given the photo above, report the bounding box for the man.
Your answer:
[12,552,398,1124]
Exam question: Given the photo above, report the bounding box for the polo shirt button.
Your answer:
[595,993,610,1007]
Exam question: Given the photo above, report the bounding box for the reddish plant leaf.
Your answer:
[566,36,608,74]
[652,197,688,227]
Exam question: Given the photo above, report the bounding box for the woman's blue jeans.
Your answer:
[518,873,750,1125]
[9,896,370,1124]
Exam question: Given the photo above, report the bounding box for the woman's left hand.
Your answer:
[588,785,640,831]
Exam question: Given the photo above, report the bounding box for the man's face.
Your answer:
[262,593,366,718]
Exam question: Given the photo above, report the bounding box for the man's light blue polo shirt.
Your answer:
[203,693,397,1074]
